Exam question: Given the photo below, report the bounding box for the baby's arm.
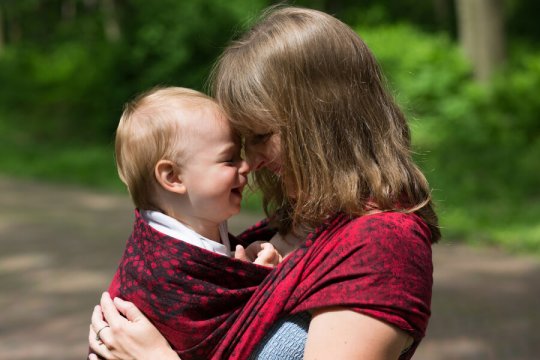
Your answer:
[235,241,282,267]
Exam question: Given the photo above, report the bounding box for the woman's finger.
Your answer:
[92,298,118,349]
[91,305,108,334]
[113,297,145,322]
[89,325,116,359]
[100,292,124,327]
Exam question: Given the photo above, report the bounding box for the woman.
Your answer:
[89,6,440,360]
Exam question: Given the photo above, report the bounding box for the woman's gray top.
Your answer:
[250,312,311,360]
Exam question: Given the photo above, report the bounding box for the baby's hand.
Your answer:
[253,242,282,267]
[235,241,282,268]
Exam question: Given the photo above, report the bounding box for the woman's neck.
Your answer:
[269,226,311,259]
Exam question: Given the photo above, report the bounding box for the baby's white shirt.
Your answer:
[141,210,231,257]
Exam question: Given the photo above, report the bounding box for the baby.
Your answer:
[96,86,281,358]
[114,86,280,265]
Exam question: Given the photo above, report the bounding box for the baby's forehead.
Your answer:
[180,96,226,117]
[166,97,236,135]
[147,96,222,124]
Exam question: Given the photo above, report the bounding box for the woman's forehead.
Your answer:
[229,114,276,136]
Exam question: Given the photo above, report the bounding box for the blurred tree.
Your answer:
[0,3,4,54]
[506,0,540,42]
[294,0,457,33]
[0,0,270,143]
[100,0,120,43]
[0,0,537,144]
[61,0,77,21]
[456,0,506,82]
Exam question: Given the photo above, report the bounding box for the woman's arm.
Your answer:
[304,307,413,360]
[90,296,412,360]
[88,292,180,360]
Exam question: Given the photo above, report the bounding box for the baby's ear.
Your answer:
[154,160,186,194]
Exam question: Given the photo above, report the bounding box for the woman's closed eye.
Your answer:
[249,132,273,145]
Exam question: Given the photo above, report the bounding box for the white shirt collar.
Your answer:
[141,210,231,257]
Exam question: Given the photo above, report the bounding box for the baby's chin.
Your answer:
[228,204,242,217]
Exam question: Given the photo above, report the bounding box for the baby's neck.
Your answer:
[155,194,222,242]
[166,211,221,242]
[183,221,221,242]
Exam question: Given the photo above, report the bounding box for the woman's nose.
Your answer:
[238,159,251,176]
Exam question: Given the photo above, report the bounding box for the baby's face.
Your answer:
[179,105,250,224]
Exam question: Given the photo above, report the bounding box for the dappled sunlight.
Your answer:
[1,178,539,359]
[417,337,494,359]
[75,192,129,210]
[0,312,93,360]
[0,253,52,273]
[434,243,540,277]
[35,269,110,293]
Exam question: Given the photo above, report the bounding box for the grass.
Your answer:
[0,141,122,191]
[440,200,540,253]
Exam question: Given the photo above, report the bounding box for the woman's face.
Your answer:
[244,130,299,197]
[244,132,282,174]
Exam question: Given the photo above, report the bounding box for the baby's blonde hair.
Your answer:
[212,6,440,241]
[115,86,217,210]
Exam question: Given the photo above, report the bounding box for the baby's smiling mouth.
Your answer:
[232,185,244,196]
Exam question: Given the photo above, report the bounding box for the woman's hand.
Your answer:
[88,292,179,360]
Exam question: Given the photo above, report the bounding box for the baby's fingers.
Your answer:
[234,244,249,262]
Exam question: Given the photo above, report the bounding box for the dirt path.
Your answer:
[0,176,538,360]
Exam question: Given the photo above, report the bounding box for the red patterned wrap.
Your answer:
[108,210,271,359]
[108,209,433,360]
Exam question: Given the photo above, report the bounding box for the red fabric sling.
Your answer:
[108,210,271,359]
[108,209,432,360]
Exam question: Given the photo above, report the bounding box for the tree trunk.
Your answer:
[0,4,4,55]
[62,0,77,22]
[101,0,120,43]
[456,0,506,83]
[433,0,452,32]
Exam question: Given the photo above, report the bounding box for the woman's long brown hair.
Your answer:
[211,6,440,243]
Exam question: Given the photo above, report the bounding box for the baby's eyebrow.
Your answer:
[217,143,237,155]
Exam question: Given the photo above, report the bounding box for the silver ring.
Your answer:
[96,325,110,341]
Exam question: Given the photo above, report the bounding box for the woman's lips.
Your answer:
[265,163,282,175]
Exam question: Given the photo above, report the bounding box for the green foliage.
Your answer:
[115,0,265,92]
[0,42,120,143]
[360,24,540,252]
[0,2,539,253]
[0,133,120,190]
[0,0,268,145]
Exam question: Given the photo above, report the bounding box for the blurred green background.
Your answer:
[0,0,538,253]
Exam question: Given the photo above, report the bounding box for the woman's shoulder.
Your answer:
[342,211,431,243]
[330,211,433,260]
[330,212,433,333]
[307,212,433,340]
